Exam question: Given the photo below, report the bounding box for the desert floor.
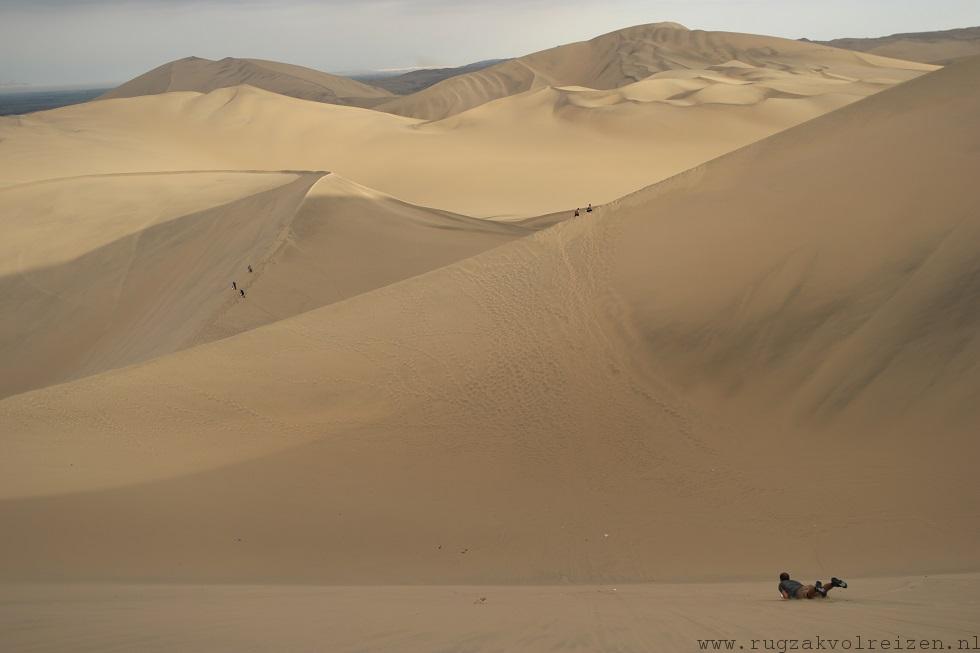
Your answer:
[4,576,979,653]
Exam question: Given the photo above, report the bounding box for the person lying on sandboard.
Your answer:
[778,571,847,599]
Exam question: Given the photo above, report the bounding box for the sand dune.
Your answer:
[0,45,933,219]
[194,174,530,344]
[818,26,980,64]
[101,56,393,105]
[1,57,977,588]
[0,171,528,399]
[377,22,934,120]
[0,171,317,399]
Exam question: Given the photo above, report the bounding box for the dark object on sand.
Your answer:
[778,572,848,599]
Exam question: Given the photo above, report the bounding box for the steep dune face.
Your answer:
[0,172,323,399]
[378,22,934,120]
[606,56,980,434]
[194,174,531,344]
[1,59,977,584]
[0,172,529,400]
[101,56,393,105]
[818,26,980,64]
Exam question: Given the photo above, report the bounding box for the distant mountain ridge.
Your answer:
[352,60,509,95]
[813,26,980,64]
[100,56,393,105]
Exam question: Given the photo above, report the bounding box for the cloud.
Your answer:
[3,0,978,86]
[0,0,583,7]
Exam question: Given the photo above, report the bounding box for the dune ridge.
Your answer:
[1,57,978,586]
[0,171,322,399]
[377,22,934,120]
[0,40,934,220]
[0,171,532,400]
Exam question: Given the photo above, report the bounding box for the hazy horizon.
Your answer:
[1,0,978,87]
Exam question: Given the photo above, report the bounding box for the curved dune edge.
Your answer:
[0,59,978,584]
[377,22,936,121]
[0,171,325,399]
[0,171,532,400]
[0,35,935,219]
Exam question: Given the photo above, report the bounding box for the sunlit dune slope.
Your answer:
[1,59,977,584]
[0,46,932,220]
[0,172,528,399]
[101,56,393,105]
[377,22,934,120]
[197,174,530,344]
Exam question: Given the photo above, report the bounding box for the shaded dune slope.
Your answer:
[1,59,978,584]
[362,59,509,95]
[0,172,529,399]
[606,60,980,435]
[0,171,320,399]
[195,174,531,344]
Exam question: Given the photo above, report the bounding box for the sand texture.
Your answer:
[377,22,934,120]
[4,576,978,653]
[1,23,978,653]
[2,24,935,218]
[2,56,978,585]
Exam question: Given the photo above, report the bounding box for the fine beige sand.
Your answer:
[2,57,978,585]
[377,22,934,120]
[0,24,935,219]
[0,172,528,399]
[820,26,980,65]
[0,171,320,398]
[101,56,394,105]
[3,575,978,653]
[2,23,979,653]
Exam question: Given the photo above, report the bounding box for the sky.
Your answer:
[1,0,979,87]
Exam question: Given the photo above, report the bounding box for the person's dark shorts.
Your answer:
[794,585,815,599]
